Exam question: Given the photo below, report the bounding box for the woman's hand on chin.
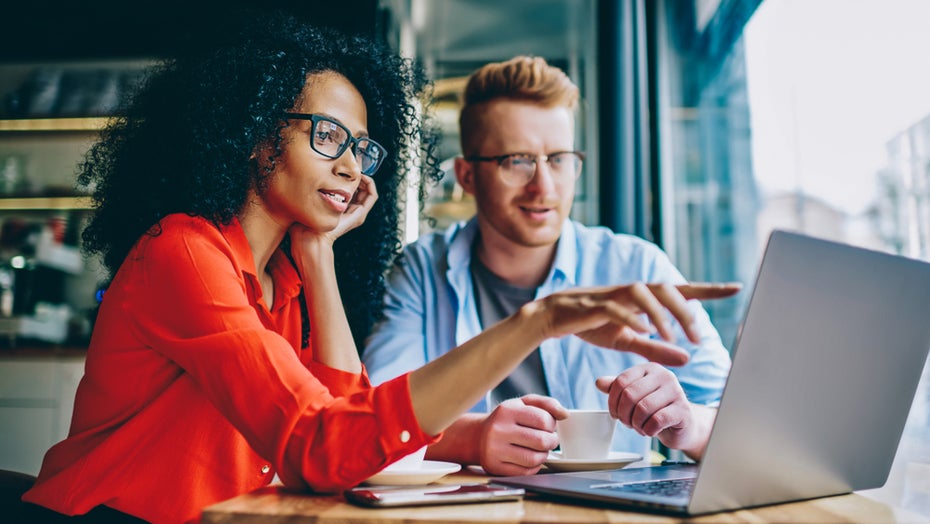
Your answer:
[331,174,379,241]
[288,175,378,263]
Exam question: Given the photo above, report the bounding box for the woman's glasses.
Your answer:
[465,151,585,187]
[284,113,388,176]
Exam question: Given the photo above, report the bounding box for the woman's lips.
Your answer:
[320,189,351,213]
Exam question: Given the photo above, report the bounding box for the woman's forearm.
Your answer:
[296,241,362,373]
[408,303,547,435]
[405,282,741,436]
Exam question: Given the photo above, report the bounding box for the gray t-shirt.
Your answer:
[470,254,550,407]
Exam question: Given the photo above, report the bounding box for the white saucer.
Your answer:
[363,460,462,486]
[544,451,642,472]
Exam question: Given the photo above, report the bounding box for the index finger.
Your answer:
[676,282,742,300]
[626,336,690,367]
[520,394,569,420]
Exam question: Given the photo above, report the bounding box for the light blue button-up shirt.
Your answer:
[362,218,731,457]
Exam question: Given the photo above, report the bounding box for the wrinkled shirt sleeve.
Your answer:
[125,224,437,491]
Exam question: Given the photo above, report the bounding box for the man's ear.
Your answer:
[454,156,476,196]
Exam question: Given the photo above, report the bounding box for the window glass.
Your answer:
[655,0,930,511]
[656,0,930,347]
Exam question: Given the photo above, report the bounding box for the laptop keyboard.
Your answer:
[597,477,695,498]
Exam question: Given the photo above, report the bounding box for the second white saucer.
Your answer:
[544,451,642,472]
[363,460,462,486]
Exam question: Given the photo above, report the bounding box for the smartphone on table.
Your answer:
[344,483,524,508]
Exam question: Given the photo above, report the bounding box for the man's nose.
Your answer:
[524,158,558,192]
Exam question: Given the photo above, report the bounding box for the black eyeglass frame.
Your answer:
[283,112,388,176]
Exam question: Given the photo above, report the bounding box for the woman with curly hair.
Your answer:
[19,10,734,524]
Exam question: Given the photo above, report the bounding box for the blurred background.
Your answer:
[0,0,927,514]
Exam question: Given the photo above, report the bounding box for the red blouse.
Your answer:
[23,214,437,523]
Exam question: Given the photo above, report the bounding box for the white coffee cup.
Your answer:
[383,445,427,472]
[556,409,617,460]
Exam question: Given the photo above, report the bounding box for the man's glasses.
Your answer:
[465,151,585,187]
[284,113,388,176]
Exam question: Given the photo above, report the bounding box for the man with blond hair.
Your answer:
[363,56,731,475]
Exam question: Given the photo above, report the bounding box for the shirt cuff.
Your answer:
[373,373,442,462]
[306,360,371,395]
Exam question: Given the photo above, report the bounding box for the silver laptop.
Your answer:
[495,230,930,515]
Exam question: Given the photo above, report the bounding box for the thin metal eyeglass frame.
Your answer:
[283,112,387,176]
[465,151,586,185]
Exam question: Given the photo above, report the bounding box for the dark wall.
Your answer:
[0,0,381,62]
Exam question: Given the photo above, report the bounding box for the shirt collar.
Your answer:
[217,217,257,276]
[447,217,579,287]
[549,219,578,287]
[447,218,481,271]
[217,218,302,310]
[265,250,302,310]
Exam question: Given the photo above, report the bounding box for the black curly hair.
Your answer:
[78,10,440,347]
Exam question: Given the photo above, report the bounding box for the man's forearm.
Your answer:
[424,413,486,465]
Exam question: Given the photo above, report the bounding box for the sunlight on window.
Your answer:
[657,0,930,515]
[745,0,930,261]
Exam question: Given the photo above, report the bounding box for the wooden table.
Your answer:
[201,469,929,523]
